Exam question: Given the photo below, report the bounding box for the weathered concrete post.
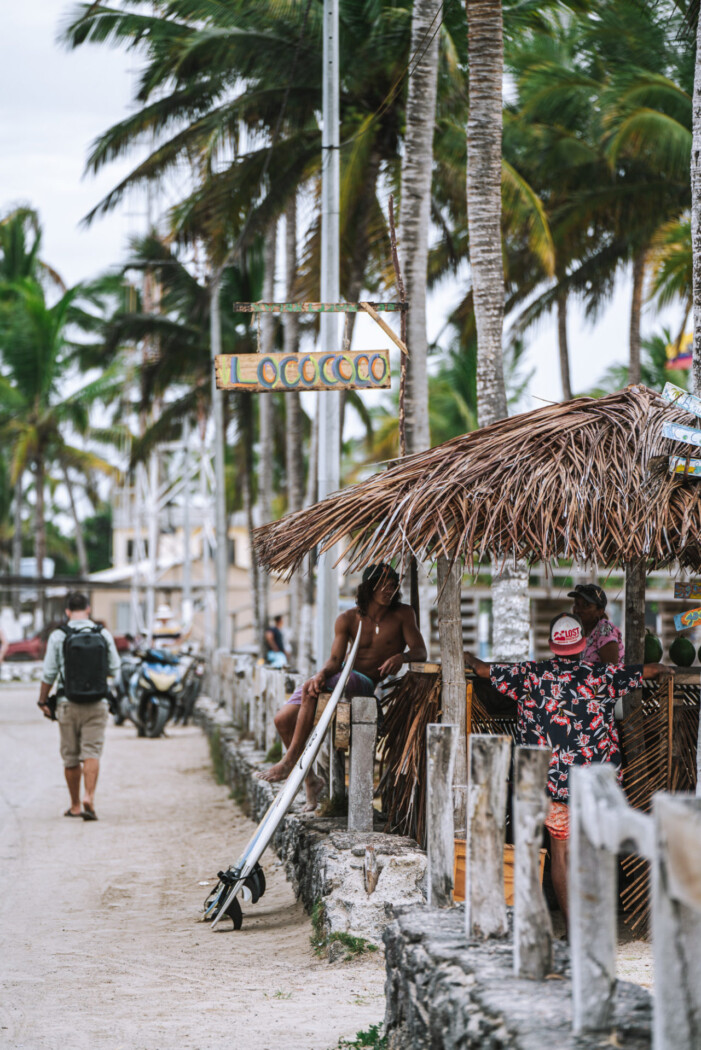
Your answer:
[436,556,466,831]
[513,746,552,978]
[465,734,511,939]
[570,765,618,1032]
[426,723,457,908]
[348,696,377,831]
[652,793,701,1050]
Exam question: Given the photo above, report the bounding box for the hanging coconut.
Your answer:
[669,636,695,667]
[644,630,663,663]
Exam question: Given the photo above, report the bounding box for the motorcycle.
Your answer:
[128,647,186,738]
[108,653,141,726]
[172,650,206,726]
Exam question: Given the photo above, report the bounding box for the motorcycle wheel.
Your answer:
[142,699,170,738]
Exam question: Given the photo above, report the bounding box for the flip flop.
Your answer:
[64,809,83,818]
[82,805,98,821]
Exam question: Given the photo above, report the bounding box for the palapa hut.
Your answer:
[254,384,701,577]
[254,385,701,928]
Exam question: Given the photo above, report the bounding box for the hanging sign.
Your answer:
[661,382,701,416]
[674,607,701,631]
[674,582,701,600]
[215,350,391,393]
[668,456,701,477]
[662,421,701,448]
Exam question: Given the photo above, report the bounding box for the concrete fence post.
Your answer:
[465,734,511,939]
[426,723,457,908]
[348,696,377,832]
[513,745,552,978]
[652,793,701,1050]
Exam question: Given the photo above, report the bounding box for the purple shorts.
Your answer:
[286,670,376,705]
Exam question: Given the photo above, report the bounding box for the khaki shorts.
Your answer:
[57,700,109,767]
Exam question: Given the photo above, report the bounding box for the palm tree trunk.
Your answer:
[241,395,262,657]
[467,0,529,662]
[298,408,319,678]
[12,475,22,616]
[692,13,701,397]
[284,197,304,665]
[209,267,229,649]
[258,223,277,654]
[628,248,647,385]
[63,466,90,579]
[400,0,442,456]
[557,289,572,401]
[467,0,508,427]
[34,457,46,630]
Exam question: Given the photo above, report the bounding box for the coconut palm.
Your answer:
[0,278,121,621]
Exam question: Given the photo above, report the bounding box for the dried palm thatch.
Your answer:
[255,385,701,574]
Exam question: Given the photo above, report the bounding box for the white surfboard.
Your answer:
[208,624,363,930]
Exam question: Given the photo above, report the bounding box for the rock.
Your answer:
[327,940,346,963]
[195,696,427,947]
[383,907,652,1049]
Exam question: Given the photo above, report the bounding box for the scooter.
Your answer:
[172,651,206,726]
[128,647,185,738]
[108,653,141,726]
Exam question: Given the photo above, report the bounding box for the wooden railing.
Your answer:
[424,732,701,1049]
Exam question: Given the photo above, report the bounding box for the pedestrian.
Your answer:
[264,614,288,668]
[464,611,667,926]
[256,564,427,809]
[568,583,623,664]
[37,591,120,821]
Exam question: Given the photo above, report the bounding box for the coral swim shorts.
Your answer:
[544,800,569,840]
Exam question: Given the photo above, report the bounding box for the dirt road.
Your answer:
[0,685,385,1050]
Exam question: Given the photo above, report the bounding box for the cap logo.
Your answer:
[553,626,581,643]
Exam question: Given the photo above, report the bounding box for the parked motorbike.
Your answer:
[172,651,206,726]
[108,653,141,726]
[128,647,185,738]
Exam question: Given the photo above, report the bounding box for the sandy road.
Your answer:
[0,685,385,1050]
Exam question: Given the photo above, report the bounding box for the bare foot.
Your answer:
[303,773,325,812]
[254,761,293,784]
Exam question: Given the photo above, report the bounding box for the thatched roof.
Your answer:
[254,385,701,575]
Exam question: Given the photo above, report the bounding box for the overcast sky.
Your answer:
[1,0,683,409]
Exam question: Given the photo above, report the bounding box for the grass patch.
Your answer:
[208,727,226,785]
[310,901,378,960]
[328,931,379,959]
[265,739,282,763]
[229,785,246,807]
[310,900,327,954]
[337,1024,387,1049]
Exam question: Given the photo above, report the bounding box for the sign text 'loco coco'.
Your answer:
[215,349,391,393]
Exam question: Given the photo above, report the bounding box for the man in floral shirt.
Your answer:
[464,612,667,926]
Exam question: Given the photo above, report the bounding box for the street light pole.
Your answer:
[315,0,341,667]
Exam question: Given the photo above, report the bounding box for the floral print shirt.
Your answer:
[489,658,643,801]
[581,617,624,665]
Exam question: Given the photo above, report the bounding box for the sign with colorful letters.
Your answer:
[215,350,391,393]
[674,607,701,632]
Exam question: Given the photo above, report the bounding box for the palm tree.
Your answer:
[0,278,120,623]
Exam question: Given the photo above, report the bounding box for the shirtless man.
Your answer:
[256,563,427,809]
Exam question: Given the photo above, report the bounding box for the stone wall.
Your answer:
[196,696,427,947]
[383,908,652,1050]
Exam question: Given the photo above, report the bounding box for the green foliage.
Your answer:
[337,1024,387,1050]
[82,504,113,572]
[208,727,226,785]
[310,900,378,959]
[264,739,282,763]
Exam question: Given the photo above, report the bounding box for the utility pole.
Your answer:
[210,269,230,650]
[181,417,192,628]
[315,0,341,667]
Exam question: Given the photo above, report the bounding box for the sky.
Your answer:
[0,1,685,413]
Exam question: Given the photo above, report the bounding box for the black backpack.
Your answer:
[59,624,109,703]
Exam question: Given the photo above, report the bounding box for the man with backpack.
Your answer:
[37,592,120,821]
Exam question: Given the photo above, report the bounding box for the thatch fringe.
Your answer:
[254,385,701,575]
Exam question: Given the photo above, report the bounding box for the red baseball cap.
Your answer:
[549,613,586,656]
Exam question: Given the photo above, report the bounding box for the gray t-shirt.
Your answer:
[42,618,121,699]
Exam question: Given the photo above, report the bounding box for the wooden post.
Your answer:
[426,723,458,908]
[569,764,653,1034]
[623,558,646,721]
[437,556,466,831]
[348,696,377,832]
[513,746,553,979]
[652,794,701,1050]
[465,734,511,939]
